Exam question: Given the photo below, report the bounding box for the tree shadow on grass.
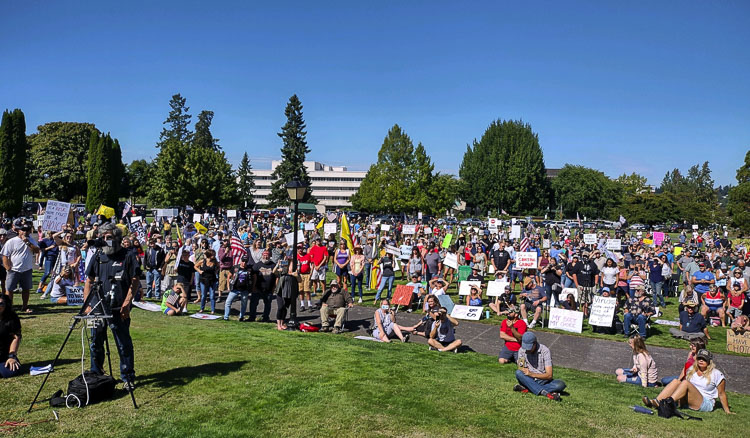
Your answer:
[137,360,249,389]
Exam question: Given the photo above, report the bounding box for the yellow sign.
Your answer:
[96,205,115,219]
[643,238,653,245]
[195,222,207,235]
[674,247,683,256]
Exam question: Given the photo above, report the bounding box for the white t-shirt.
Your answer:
[601,266,619,285]
[431,287,447,296]
[688,368,724,401]
[0,236,38,272]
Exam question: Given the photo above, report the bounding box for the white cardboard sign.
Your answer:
[458,281,482,296]
[584,234,597,245]
[158,208,178,218]
[515,252,538,269]
[589,296,617,327]
[548,307,584,333]
[487,281,509,297]
[380,224,391,232]
[402,224,416,235]
[304,222,316,231]
[443,253,458,270]
[284,230,305,246]
[42,200,71,231]
[193,214,202,222]
[227,209,237,218]
[324,223,337,236]
[606,239,622,251]
[385,245,401,257]
[510,225,521,239]
[450,304,483,321]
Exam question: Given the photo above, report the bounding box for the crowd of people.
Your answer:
[1,208,746,412]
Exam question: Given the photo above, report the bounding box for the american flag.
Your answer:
[519,235,530,252]
[230,229,247,265]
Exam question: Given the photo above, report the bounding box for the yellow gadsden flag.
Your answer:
[340,213,354,252]
[195,222,208,235]
[96,205,115,219]
[316,216,325,229]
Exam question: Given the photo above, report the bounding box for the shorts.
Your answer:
[219,269,232,291]
[524,299,541,314]
[300,274,311,292]
[164,308,170,315]
[311,266,327,281]
[436,339,455,347]
[335,265,349,277]
[696,396,715,412]
[498,345,519,362]
[579,286,596,304]
[6,270,33,292]
[50,296,61,304]
[728,306,743,318]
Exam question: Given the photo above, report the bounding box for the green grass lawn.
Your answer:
[2,297,749,438]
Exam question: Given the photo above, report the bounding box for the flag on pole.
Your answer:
[501,209,508,215]
[122,201,131,219]
[519,235,530,252]
[340,213,354,252]
[576,211,582,228]
[316,216,325,229]
[619,215,627,225]
[231,229,248,266]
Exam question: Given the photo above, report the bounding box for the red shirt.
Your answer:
[309,245,328,266]
[500,319,527,352]
[297,253,312,274]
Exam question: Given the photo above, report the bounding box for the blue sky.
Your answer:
[2,1,748,186]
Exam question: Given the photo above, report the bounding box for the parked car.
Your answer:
[629,223,648,231]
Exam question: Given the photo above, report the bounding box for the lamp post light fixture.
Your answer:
[285,179,309,272]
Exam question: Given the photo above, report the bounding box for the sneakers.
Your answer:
[123,381,136,392]
[513,384,529,393]
[545,392,561,401]
[402,334,410,343]
[321,326,331,332]
[299,306,306,312]
[528,320,537,329]
[406,308,413,313]
[428,346,436,351]
[357,298,362,304]
[332,327,342,334]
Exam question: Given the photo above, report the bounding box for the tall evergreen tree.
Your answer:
[157,93,193,148]
[237,152,256,208]
[108,138,124,207]
[459,119,550,215]
[193,110,220,150]
[0,109,27,214]
[727,150,750,233]
[266,95,315,206]
[86,132,108,211]
[660,162,718,226]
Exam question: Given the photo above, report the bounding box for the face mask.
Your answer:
[381,305,389,310]
[105,238,114,247]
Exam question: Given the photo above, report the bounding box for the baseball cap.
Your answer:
[696,349,713,362]
[521,332,537,350]
[601,287,611,293]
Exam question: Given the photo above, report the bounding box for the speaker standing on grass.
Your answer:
[83,222,139,392]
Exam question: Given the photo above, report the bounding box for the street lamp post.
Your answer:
[286,179,309,272]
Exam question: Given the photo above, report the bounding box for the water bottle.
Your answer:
[485,310,490,319]
[631,406,653,415]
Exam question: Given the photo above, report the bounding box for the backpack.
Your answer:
[50,371,116,408]
[657,397,702,421]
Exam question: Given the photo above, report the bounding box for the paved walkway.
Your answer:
[202,292,750,394]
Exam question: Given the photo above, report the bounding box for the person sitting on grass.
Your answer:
[661,338,706,386]
[644,349,734,415]
[513,332,566,401]
[560,293,578,311]
[726,282,746,324]
[615,335,659,387]
[164,283,188,316]
[489,285,516,317]
[371,299,414,342]
[669,300,710,341]
[465,285,483,306]
[623,287,655,338]
[414,297,440,336]
[319,279,353,334]
[0,294,21,378]
[44,265,77,305]
[498,306,526,364]
[428,307,462,352]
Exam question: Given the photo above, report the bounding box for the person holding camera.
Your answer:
[498,306,526,364]
[1,219,40,313]
[83,222,139,391]
[514,332,566,401]
[428,307,462,352]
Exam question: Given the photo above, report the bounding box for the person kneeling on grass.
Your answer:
[371,299,416,342]
[513,332,566,401]
[615,335,658,387]
[164,284,188,316]
[428,307,462,352]
[319,279,353,334]
[643,349,734,415]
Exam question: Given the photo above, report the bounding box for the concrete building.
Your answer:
[252,161,367,210]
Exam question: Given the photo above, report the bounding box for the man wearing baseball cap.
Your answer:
[513,331,566,401]
[670,300,710,341]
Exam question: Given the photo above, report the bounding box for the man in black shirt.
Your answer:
[144,238,165,300]
[467,265,484,282]
[573,252,599,317]
[83,223,139,390]
[250,250,277,322]
[491,242,511,273]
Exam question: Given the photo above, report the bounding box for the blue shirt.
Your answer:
[679,311,706,333]
[648,260,663,283]
[692,271,715,294]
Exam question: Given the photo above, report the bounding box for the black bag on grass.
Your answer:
[657,397,702,421]
[61,371,116,407]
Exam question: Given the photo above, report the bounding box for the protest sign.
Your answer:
[589,296,617,327]
[653,232,665,246]
[130,216,142,224]
[402,224,416,235]
[692,224,699,230]
[42,200,71,231]
[284,230,305,246]
[450,305,483,321]
[304,222,316,231]
[96,205,115,219]
[458,281,482,296]
[423,227,432,234]
[583,234,597,245]
[442,233,453,248]
[606,239,621,251]
[515,252,538,269]
[324,223,337,236]
[195,222,207,234]
[65,286,84,307]
[443,253,458,269]
[548,308,584,333]
[488,218,499,232]
[486,281,509,297]
[674,246,683,256]
[418,212,422,220]
[385,245,401,256]
[542,239,550,249]
[437,294,455,314]
[727,330,750,354]
[189,313,222,320]
[227,209,237,218]
[157,208,178,218]
[380,224,391,232]
[193,213,202,222]
[510,225,521,240]
[643,238,653,245]
[391,285,414,307]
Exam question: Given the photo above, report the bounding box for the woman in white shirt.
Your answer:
[644,349,733,414]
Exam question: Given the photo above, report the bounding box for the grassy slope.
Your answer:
[2,300,749,438]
